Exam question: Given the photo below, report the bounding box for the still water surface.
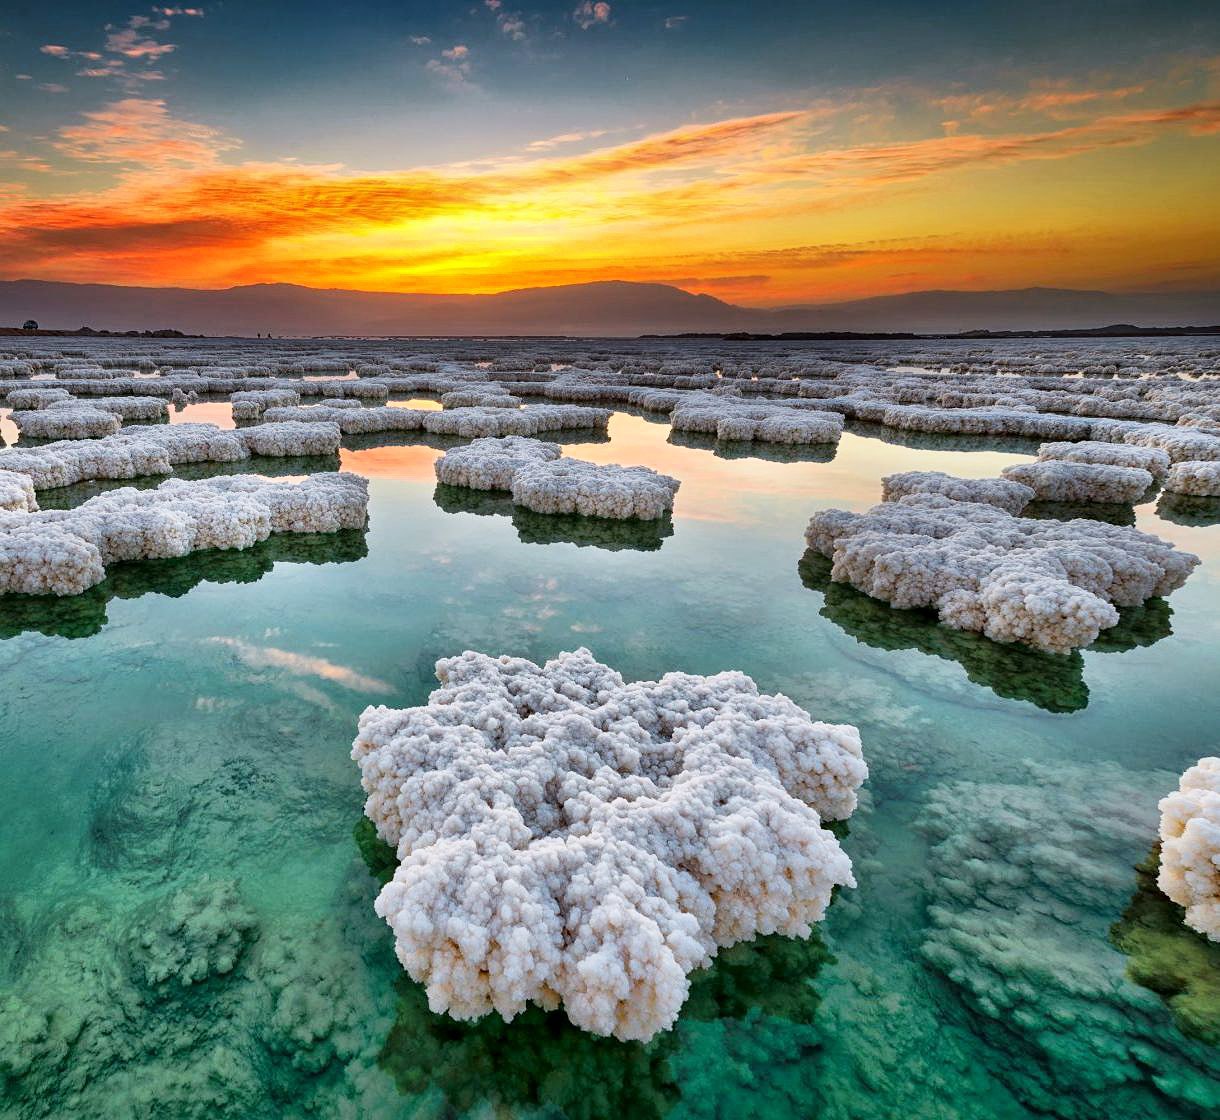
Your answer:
[2,409,1218,1118]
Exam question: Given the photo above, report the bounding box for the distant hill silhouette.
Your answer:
[0,278,1215,337]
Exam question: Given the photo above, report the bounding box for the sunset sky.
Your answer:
[1,1,1218,305]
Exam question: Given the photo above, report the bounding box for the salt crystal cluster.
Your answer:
[352,648,866,1041]
[10,404,122,439]
[237,421,341,458]
[434,436,679,520]
[1000,460,1154,504]
[441,387,523,409]
[881,470,1035,514]
[1037,440,1171,482]
[434,435,562,490]
[0,472,367,596]
[670,400,842,445]
[0,422,340,492]
[230,388,301,420]
[806,490,1198,653]
[0,469,37,513]
[1158,758,1220,941]
[511,457,680,520]
[1164,460,1220,498]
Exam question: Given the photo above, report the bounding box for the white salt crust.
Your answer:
[881,471,1035,514]
[0,423,335,491]
[352,648,867,1041]
[434,437,680,519]
[0,472,368,597]
[9,405,122,439]
[511,458,680,520]
[1158,758,1220,941]
[434,436,562,491]
[670,401,843,445]
[805,491,1199,653]
[1000,460,1154,504]
[236,421,342,458]
[1037,440,1171,482]
[1164,460,1220,498]
[230,388,301,420]
[0,470,37,513]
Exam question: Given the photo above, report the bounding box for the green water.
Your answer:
[2,412,1220,1119]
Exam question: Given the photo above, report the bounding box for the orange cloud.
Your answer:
[0,89,1216,300]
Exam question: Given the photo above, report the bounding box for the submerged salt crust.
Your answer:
[352,648,866,1042]
[1159,758,1220,942]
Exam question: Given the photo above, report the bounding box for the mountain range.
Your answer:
[1,279,1217,337]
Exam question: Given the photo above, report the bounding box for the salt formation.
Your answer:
[0,423,343,492]
[9,404,121,439]
[5,386,72,409]
[511,458,680,520]
[0,472,367,596]
[433,436,562,490]
[440,387,523,409]
[670,401,843,445]
[424,404,609,438]
[231,388,301,420]
[881,471,1034,514]
[1000,460,1154,504]
[1165,461,1220,498]
[236,421,342,458]
[806,491,1198,652]
[352,648,866,1041]
[1038,440,1171,482]
[434,437,679,520]
[0,469,37,513]
[263,404,428,434]
[1158,759,1220,941]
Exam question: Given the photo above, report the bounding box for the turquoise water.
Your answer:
[2,408,1219,1118]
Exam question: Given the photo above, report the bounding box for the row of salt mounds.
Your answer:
[1037,440,1171,482]
[230,388,301,420]
[351,647,866,1042]
[1000,460,1154,504]
[1090,420,1220,463]
[9,393,168,421]
[1165,461,1220,497]
[8,403,122,439]
[262,403,610,438]
[670,400,843,445]
[0,422,340,491]
[805,491,1199,653]
[435,437,680,520]
[881,471,1035,514]
[1158,758,1220,941]
[440,387,523,409]
[0,472,367,596]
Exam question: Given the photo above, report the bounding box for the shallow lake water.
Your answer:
[2,403,1219,1118]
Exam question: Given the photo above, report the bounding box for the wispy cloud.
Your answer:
[52,97,238,168]
[426,43,474,87]
[525,128,610,151]
[573,2,612,30]
[664,15,688,30]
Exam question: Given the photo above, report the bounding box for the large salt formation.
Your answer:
[1000,460,1154,504]
[806,487,1199,653]
[0,472,367,596]
[352,648,866,1042]
[1158,758,1220,942]
[435,436,680,520]
[0,422,340,491]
